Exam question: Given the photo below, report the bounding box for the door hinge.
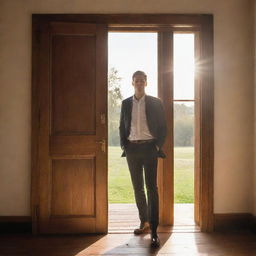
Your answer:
[33,204,39,220]
[100,113,106,124]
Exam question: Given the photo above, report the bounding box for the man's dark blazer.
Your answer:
[119,95,167,158]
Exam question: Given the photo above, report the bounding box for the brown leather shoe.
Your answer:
[134,222,150,235]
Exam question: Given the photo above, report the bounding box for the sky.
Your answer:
[108,32,195,101]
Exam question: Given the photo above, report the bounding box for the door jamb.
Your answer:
[32,14,214,232]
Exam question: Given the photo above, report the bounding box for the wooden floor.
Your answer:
[1,204,255,255]
[108,203,199,233]
[1,231,255,255]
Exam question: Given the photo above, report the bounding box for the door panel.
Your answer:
[52,35,96,135]
[37,22,107,234]
[51,159,95,216]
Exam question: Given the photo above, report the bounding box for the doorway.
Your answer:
[108,32,158,232]
[173,33,197,230]
[108,31,199,232]
[31,14,214,234]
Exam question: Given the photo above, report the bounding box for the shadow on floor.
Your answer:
[102,233,172,255]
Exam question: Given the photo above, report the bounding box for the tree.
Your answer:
[174,118,194,146]
[108,67,123,146]
[174,103,194,146]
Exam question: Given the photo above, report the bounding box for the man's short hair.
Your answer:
[132,70,147,81]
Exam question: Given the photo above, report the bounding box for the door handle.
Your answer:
[96,139,106,153]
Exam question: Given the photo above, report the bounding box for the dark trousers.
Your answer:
[125,141,159,232]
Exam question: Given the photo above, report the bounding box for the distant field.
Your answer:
[108,146,194,203]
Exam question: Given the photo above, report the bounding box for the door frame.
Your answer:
[32,14,214,233]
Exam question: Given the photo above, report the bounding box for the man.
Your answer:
[119,70,167,248]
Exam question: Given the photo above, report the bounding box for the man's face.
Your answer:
[132,75,147,94]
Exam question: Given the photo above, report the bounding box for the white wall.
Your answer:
[0,0,254,216]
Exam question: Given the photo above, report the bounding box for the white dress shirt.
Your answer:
[128,95,154,141]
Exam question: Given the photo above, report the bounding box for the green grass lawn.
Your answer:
[108,146,194,203]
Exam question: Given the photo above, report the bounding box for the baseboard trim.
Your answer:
[0,216,31,233]
[214,213,254,232]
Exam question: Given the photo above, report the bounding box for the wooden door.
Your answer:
[33,22,108,234]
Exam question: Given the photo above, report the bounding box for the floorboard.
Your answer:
[1,204,255,255]
[108,203,199,233]
[0,231,255,255]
